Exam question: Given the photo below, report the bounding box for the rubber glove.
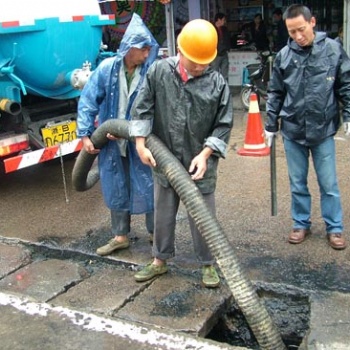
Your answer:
[343,122,350,136]
[264,130,277,147]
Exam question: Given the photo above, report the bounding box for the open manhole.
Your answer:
[207,285,310,349]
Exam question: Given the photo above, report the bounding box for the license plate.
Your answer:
[41,120,77,147]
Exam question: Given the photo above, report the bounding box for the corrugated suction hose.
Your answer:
[72,119,286,350]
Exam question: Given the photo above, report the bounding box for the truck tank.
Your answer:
[0,0,115,173]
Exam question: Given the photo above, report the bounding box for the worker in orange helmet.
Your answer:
[130,19,233,288]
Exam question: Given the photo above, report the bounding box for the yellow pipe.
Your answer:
[0,98,21,115]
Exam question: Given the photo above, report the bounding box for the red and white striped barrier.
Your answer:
[4,139,82,173]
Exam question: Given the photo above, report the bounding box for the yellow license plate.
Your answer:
[41,120,77,147]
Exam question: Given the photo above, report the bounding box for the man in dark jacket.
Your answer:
[210,13,231,82]
[265,4,350,250]
[130,19,233,287]
[272,8,289,51]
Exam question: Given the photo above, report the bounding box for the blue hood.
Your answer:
[118,13,159,66]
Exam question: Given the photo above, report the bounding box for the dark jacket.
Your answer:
[216,25,231,56]
[250,22,270,51]
[265,32,350,146]
[130,57,233,194]
[274,19,289,51]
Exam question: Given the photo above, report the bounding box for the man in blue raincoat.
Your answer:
[77,14,159,255]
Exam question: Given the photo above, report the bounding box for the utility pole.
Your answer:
[164,2,176,56]
[344,0,349,53]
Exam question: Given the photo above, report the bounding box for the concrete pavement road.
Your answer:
[1,90,350,349]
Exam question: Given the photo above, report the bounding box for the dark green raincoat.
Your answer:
[130,56,233,194]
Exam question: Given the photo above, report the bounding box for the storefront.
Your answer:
[178,0,347,85]
[99,0,348,86]
[218,0,345,85]
[228,51,260,86]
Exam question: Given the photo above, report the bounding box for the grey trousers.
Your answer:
[210,52,229,82]
[111,154,154,236]
[152,182,215,265]
[111,210,154,236]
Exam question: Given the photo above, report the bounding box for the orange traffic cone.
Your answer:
[237,93,270,157]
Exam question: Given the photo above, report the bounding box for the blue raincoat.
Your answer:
[77,13,159,213]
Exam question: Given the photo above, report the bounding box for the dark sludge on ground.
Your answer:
[207,284,310,349]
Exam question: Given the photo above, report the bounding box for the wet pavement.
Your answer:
[1,89,350,349]
[0,244,238,350]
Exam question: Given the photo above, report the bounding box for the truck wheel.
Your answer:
[240,86,252,110]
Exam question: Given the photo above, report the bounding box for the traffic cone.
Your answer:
[237,93,270,157]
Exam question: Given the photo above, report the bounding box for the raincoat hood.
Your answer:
[118,13,159,66]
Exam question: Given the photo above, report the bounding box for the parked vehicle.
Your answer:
[240,50,275,110]
[0,0,115,173]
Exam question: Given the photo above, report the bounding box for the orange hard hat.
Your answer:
[177,19,218,64]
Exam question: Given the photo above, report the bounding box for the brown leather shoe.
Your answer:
[288,228,311,244]
[328,233,347,250]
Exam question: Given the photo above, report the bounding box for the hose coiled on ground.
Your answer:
[72,119,286,350]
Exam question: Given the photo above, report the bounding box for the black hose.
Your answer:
[71,119,286,350]
[72,119,130,191]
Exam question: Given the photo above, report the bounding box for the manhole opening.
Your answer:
[207,286,310,349]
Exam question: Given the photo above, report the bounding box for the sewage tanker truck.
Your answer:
[0,0,115,173]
